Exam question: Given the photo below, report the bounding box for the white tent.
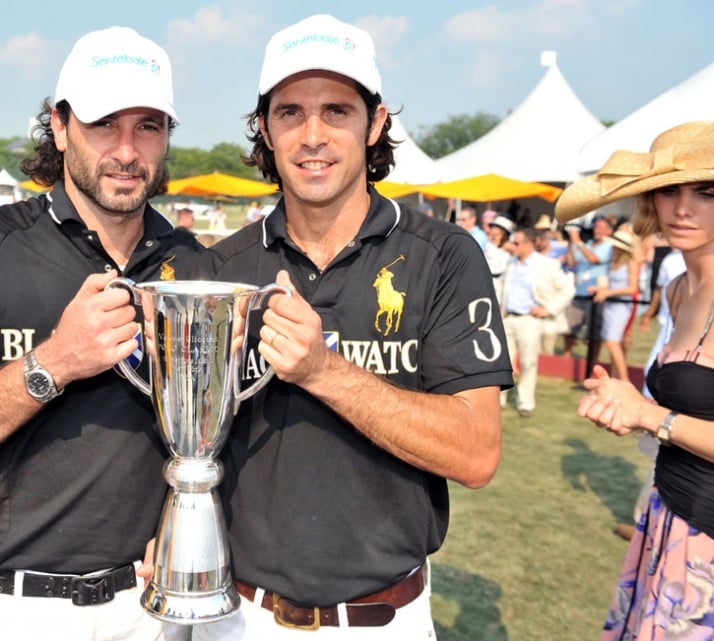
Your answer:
[578,61,714,175]
[0,168,17,187]
[436,52,605,184]
[385,114,443,185]
[0,168,19,205]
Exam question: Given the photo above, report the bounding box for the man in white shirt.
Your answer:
[500,227,575,416]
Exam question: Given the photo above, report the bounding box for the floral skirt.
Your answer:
[602,488,714,640]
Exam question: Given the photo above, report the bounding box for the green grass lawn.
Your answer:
[430,328,657,641]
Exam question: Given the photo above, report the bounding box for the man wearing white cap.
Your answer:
[194,13,511,641]
[0,26,200,640]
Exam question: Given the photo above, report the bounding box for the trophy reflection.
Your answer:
[109,278,288,624]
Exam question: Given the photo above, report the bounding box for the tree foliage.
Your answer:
[167,142,255,179]
[0,138,255,182]
[413,112,501,159]
[0,138,33,179]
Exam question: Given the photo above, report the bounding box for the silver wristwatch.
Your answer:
[656,411,678,446]
[23,350,63,403]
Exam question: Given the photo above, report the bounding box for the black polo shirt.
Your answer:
[196,186,512,606]
[0,181,203,573]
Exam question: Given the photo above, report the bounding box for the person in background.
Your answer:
[557,121,714,641]
[0,26,201,640]
[176,206,195,230]
[246,200,261,221]
[498,227,574,417]
[456,205,488,250]
[416,201,434,217]
[209,201,227,231]
[193,13,512,640]
[485,214,514,303]
[588,230,640,381]
[480,208,497,234]
[534,226,573,354]
[534,214,568,263]
[562,217,613,358]
[488,215,515,254]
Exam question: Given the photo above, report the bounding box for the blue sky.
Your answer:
[0,0,711,151]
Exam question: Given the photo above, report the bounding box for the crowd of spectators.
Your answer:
[440,202,671,417]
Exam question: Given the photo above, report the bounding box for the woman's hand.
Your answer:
[577,364,646,436]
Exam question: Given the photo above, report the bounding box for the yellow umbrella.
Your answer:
[417,174,562,203]
[373,181,420,199]
[167,172,277,198]
[19,179,50,193]
[375,174,562,203]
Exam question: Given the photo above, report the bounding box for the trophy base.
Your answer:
[141,581,241,624]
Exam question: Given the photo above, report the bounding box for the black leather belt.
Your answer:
[0,563,136,606]
[235,566,425,629]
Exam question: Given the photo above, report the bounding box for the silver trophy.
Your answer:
[108,278,289,624]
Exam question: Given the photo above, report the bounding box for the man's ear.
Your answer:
[51,109,68,153]
[367,104,388,147]
[258,115,274,150]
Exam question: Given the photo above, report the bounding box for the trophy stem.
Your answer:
[141,459,240,623]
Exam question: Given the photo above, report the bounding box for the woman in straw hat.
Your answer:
[588,229,640,381]
[556,121,714,641]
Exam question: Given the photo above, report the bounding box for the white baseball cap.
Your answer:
[258,14,382,97]
[54,26,179,124]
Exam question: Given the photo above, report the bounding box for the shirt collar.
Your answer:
[261,185,400,249]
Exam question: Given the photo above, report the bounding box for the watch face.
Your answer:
[28,372,51,397]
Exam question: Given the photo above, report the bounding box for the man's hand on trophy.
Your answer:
[137,538,155,588]
[35,271,141,389]
[260,270,329,388]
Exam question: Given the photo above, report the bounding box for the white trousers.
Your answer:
[503,314,544,411]
[0,562,187,641]
[193,568,436,641]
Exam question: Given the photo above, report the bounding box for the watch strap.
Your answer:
[656,411,678,446]
[23,350,63,403]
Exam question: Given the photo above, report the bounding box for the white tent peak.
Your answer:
[578,61,714,175]
[0,168,18,186]
[540,50,557,67]
[435,56,605,183]
[385,113,443,184]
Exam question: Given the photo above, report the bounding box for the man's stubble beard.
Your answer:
[65,148,168,216]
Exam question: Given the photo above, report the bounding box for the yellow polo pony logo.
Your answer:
[373,255,406,336]
[159,257,176,280]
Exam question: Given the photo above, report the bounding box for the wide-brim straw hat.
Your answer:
[555,121,714,223]
[604,230,635,253]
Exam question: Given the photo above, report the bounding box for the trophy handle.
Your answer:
[234,283,292,406]
[105,276,152,397]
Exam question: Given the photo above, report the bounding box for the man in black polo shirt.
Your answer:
[0,27,201,640]
[194,14,512,640]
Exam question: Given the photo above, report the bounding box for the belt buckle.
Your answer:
[272,593,320,630]
[71,573,116,606]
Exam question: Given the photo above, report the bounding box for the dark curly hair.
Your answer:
[20,99,176,193]
[20,98,69,187]
[242,84,399,191]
